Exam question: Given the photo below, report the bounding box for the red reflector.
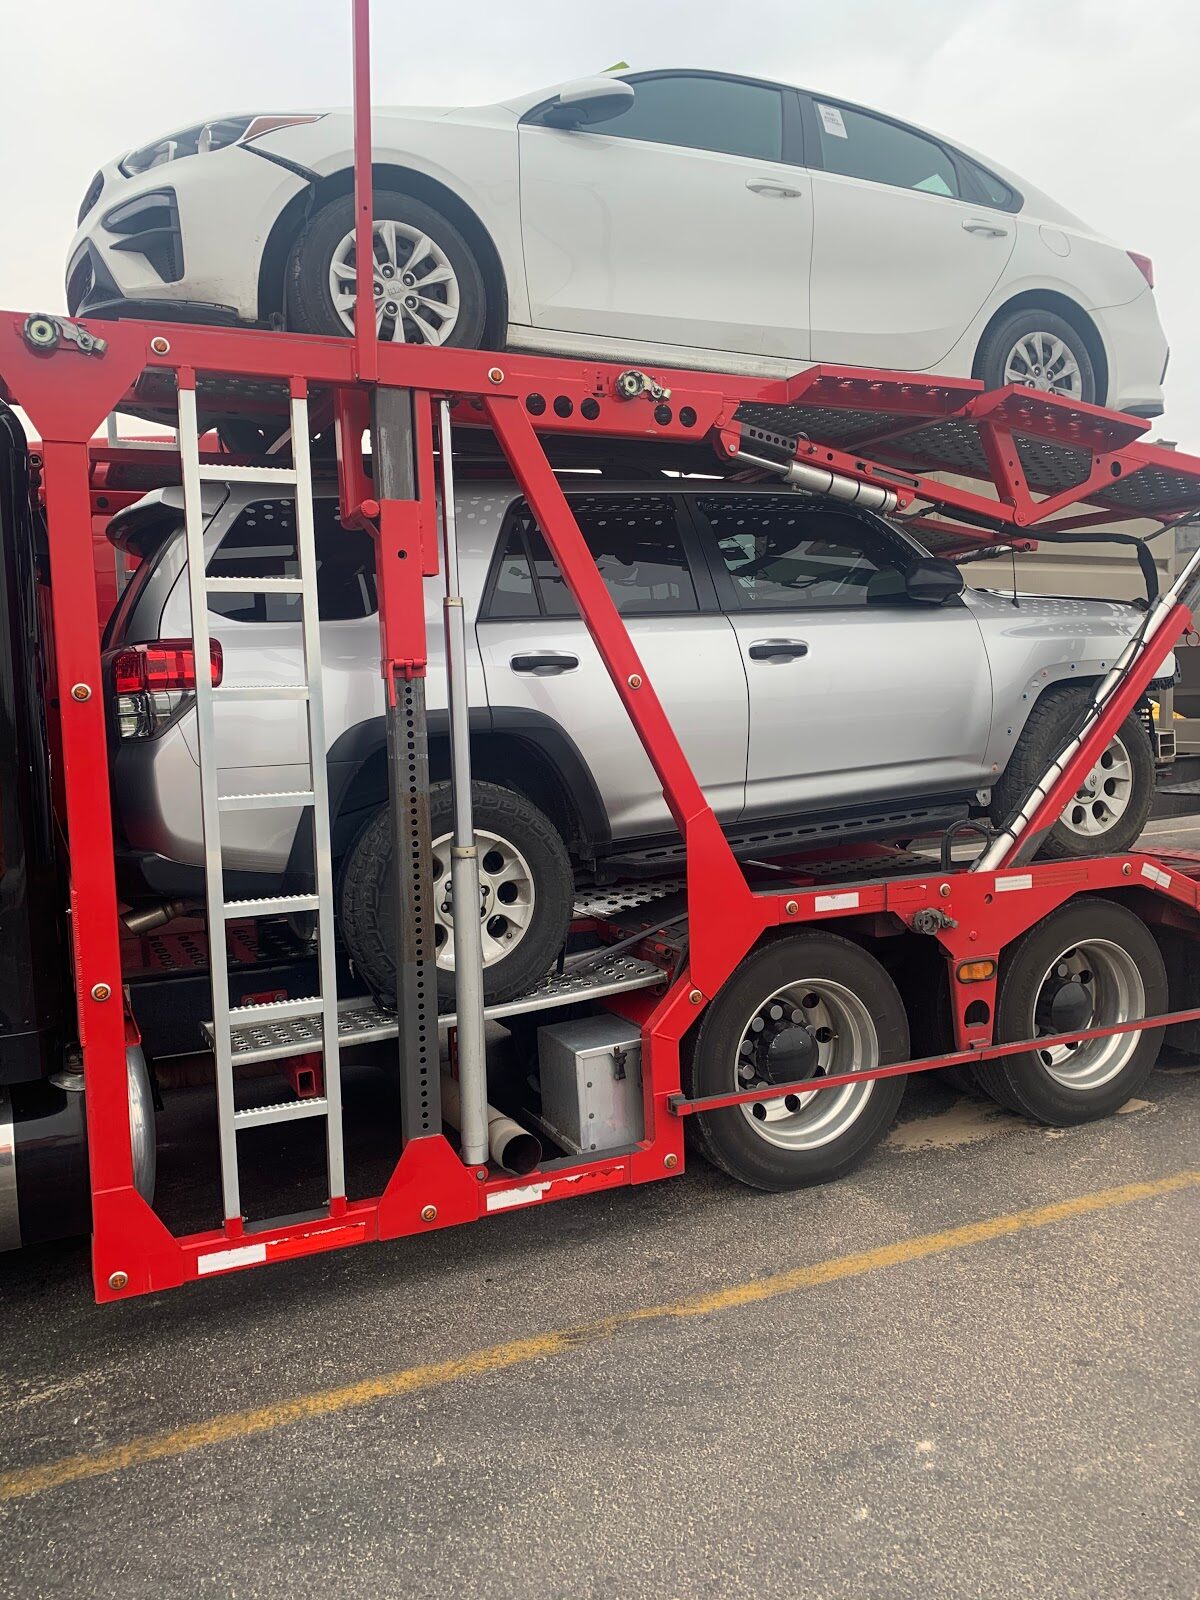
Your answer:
[111,639,222,693]
[1128,251,1154,289]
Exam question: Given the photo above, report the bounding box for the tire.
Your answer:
[976,307,1097,404]
[338,780,573,1009]
[685,933,910,1191]
[979,896,1166,1125]
[989,687,1154,860]
[286,189,488,348]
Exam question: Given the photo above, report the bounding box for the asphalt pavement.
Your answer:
[0,826,1198,1599]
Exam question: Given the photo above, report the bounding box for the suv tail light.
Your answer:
[109,639,222,739]
[1128,251,1154,289]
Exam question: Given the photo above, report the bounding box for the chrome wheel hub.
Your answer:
[1003,331,1084,398]
[1030,938,1144,1089]
[329,219,461,344]
[1060,733,1133,838]
[733,979,877,1151]
[431,828,535,969]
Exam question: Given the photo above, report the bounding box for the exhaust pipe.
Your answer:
[439,1074,541,1175]
[121,899,193,935]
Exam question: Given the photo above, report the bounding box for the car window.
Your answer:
[812,101,959,198]
[485,495,699,618]
[697,495,907,610]
[597,75,784,162]
[963,156,1016,210]
[206,498,377,622]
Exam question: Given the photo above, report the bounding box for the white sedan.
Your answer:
[67,70,1168,415]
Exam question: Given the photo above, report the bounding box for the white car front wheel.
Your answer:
[286,189,488,347]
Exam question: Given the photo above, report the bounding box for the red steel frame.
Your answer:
[4,0,1200,1299]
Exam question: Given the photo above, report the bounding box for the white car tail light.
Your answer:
[110,638,222,738]
[1128,251,1155,289]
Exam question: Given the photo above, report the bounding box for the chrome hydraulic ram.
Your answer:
[727,444,900,514]
[974,540,1200,872]
[436,401,489,1168]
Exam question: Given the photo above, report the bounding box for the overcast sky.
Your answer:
[2,0,1197,447]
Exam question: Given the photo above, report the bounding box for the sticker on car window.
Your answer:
[913,172,953,196]
[817,103,848,139]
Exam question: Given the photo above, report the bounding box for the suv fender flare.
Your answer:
[284,708,610,885]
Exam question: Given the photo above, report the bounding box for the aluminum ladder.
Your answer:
[177,383,345,1223]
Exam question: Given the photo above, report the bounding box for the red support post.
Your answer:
[351,0,377,384]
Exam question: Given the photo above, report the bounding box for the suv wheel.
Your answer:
[989,687,1155,859]
[338,780,573,1009]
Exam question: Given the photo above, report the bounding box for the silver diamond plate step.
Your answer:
[572,881,685,919]
[207,952,668,1065]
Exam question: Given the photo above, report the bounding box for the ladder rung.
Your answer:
[228,995,324,1025]
[206,576,304,593]
[199,464,297,485]
[234,1096,328,1130]
[219,789,315,812]
[223,893,320,919]
[213,684,309,701]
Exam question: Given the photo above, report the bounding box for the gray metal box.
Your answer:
[536,1014,644,1155]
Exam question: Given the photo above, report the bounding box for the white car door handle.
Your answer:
[962,218,1009,238]
[748,638,809,661]
[747,179,802,198]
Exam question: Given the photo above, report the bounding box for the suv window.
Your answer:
[813,101,959,198]
[206,499,377,623]
[595,74,784,163]
[697,496,908,610]
[485,495,699,618]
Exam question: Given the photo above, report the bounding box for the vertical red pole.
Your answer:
[352,0,378,383]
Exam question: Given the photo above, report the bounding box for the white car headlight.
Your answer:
[120,114,322,177]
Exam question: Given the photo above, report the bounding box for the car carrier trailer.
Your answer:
[3,0,1200,1299]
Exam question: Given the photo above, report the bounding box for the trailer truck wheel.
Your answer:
[338,780,573,1010]
[685,934,909,1191]
[989,687,1154,860]
[980,897,1166,1125]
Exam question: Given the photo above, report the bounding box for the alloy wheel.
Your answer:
[1003,330,1085,398]
[733,978,878,1150]
[1029,937,1145,1090]
[431,827,536,969]
[328,219,461,344]
[1059,733,1134,839]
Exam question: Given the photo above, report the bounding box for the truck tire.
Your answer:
[685,933,909,1191]
[978,897,1166,1125]
[989,686,1154,860]
[286,189,488,348]
[338,780,573,1010]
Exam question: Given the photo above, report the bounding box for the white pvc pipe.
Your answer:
[439,1074,542,1176]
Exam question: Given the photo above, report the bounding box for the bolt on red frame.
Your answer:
[2,0,1200,1298]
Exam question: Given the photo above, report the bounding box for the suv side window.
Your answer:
[592,74,784,163]
[484,495,699,618]
[206,499,378,622]
[812,100,959,198]
[696,495,909,610]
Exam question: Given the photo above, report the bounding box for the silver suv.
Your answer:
[103,475,1167,1005]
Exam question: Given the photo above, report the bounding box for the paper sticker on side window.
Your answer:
[817,103,848,139]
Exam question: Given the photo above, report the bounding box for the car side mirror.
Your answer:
[905,556,964,605]
[539,77,636,130]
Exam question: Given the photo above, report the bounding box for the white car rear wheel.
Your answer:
[977,308,1097,405]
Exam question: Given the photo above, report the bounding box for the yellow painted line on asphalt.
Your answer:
[2,1168,1196,1502]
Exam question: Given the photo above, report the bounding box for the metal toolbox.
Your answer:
[536,1014,644,1155]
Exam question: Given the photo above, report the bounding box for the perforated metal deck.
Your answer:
[206,951,667,1065]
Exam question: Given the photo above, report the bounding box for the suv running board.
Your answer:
[602,799,972,877]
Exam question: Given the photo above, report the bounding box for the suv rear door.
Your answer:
[475,491,748,839]
[688,492,993,818]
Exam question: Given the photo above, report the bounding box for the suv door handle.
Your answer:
[748,638,809,661]
[510,651,579,675]
[747,179,802,198]
[962,218,1009,238]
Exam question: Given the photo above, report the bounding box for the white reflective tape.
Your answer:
[197,1242,267,1276]
[1140,862,1171,889]
[486,1182,551,1213]
[995,874,1033,893]
[814,891,860,912]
